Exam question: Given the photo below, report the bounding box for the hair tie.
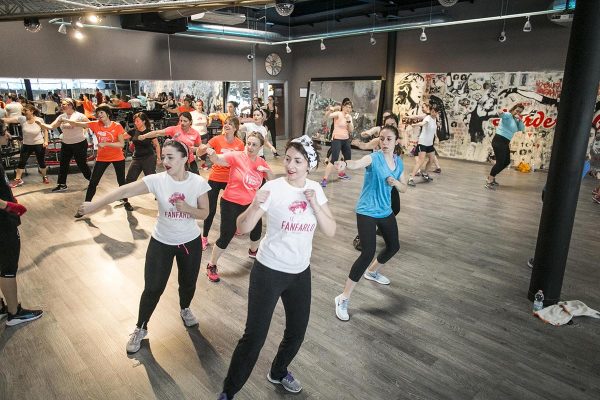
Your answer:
[291,135,318,170]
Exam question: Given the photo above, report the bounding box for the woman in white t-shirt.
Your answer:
[2,104,49,187]
[77,140,210,355]
[407,103,440,186]
[239,109,279,158]
[217,135,336,400]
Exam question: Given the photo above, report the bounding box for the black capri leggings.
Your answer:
[489,134,511,177]
[0,225,20,278]
[17,144,46,169]
[216,198,262,250]
[136,235,202,329]
[203,180,228,237]
[330,138,352,162]
[85,160,126,202]
[391,187,400,216]
[125,154,156,184]
[349,212,400,282]
[58,139,92,185]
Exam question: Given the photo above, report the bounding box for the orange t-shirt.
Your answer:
[207,134,245,183]
[83,99,96,119]
[178,106,194,113]
[222,151,268,206]
[118,101,132,109]
[88,121,125,162]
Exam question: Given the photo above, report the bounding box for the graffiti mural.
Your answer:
[393,71,600,169]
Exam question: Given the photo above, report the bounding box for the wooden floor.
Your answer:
[1,150,599,400]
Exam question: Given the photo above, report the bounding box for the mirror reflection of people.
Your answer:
[321,100,354,187]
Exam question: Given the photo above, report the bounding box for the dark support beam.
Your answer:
[383,31,397,122]
[528,0,600,305]
[24,79,33,101]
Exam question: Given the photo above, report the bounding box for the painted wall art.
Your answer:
[139,80,224,113]
[393,71,600,169]
[304,78,384,142]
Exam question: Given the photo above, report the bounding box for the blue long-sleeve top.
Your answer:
[497,112,525,140]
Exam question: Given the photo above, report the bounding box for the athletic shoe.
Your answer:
[334,294,349,321]
[484,182,496,190]
[0,298,7,320]
[9,179,23,188]
[433,168,442,174]
[593,194,600,205]
[207,263,220,282]
[415,171,422,177]
[407,178,416,187]
[492,179,500,186]
[422,174,433,182]
[248,248,258,259]
[42,176,50,184]
[201,236,209,251]
[320,178,327,188]
[527,258,534,269]
[180,308,199,327]
[51,184,68,192]
[200,163,209,171]
[338,173,351,181]
[123,201,134,212]
[74,211,84,218]
[273,152,280,158]
[364,270,391,285]
[352,235,361,251]
[592,188,599,196]
[217,393,229,400]
[126,326,147,354]
[6,304,43,326]
[267,371,303,394]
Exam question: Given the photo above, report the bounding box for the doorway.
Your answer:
[257,80,288,147]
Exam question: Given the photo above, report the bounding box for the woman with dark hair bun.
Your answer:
[122,112,161,211]
[77,139,210,355]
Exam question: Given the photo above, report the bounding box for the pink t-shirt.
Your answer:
[222,151,268,206]
[165,125,201,162]
[331,111,351,140]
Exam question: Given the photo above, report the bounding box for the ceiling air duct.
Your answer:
[190,11,246,26]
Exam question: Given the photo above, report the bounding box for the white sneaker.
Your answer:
[180,308,199,327]
[363,270,391,285]
[334,295,349,321]
[126,327,147,354]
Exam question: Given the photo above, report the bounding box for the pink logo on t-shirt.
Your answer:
[243,171,263,192]
[288,200,308,214]
[168,192,186,205]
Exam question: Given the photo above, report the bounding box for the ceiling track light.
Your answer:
[74,17,84,28]
[420,27,427,42]
[58,23,67,34]
[369,32,376,45]
[73,29,84,40]
[320,38,326,50]
[285,42,292,53]
[87,14,102,24]
[523,16,532,32]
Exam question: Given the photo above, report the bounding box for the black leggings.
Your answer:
[391,187,400,216]
[17,144,46,169]
[216,198,262,250]
[0,225,20,278]
[85,160,126,202]
[349,212,400,282]
[203,180,227,237]
[126,155,156,184]
[58,140,92,185]
[223,261,311,398]
[490,134,511,177]
[136,236,202,329]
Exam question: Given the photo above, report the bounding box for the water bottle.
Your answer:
[533,290,544,312]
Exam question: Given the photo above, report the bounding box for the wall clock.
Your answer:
[265,53,282,76]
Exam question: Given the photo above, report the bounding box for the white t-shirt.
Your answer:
[129,98,142,108]
[5,102,23,118]
[59,111,88,144]
[190,110,208,136]
[243,122,268,156]
[256,177,327,274]
[41,100,58,115]
[143,172,211,245]
[418,115,437,146]
[18,116,45,145]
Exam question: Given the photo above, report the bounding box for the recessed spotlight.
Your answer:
[73,29,84,40]
[75,18,84,28]
[87,15,102,24]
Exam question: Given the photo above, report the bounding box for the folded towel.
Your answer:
[534,300,600,326]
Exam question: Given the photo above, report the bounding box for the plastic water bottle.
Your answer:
[533,290,544,312]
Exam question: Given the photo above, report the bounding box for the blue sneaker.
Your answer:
[320,178,328,188]
[334,294,349,321]
[217,393,229,400]
[363,270,391,285]
[267,371,303,393]
[338,173,351,180]
[6,304,43,326]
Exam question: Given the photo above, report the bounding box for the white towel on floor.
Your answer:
[534,300,600,326]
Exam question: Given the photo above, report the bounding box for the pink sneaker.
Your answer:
[9,179,24,188]
[206,263,220,282]
[201,236,209,251]
[248,248,258,258]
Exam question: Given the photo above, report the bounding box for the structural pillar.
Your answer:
[383,31,397,124]
[528,0,600,304]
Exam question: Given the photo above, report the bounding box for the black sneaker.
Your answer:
[0,298,7,320]
[51,184,68,192]
[6,304,43,326]
[123,201,134,212]
[353,235,361,251]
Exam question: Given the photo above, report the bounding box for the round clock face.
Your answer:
[265,53,282,76]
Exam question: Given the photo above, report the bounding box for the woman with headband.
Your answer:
[138,112,202,174]
[36,98,92,193]
[203,132,274,283]
[76,139,210,354]
[333,125,407,322]
[217,135,335,400]
[196,116,245,251]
